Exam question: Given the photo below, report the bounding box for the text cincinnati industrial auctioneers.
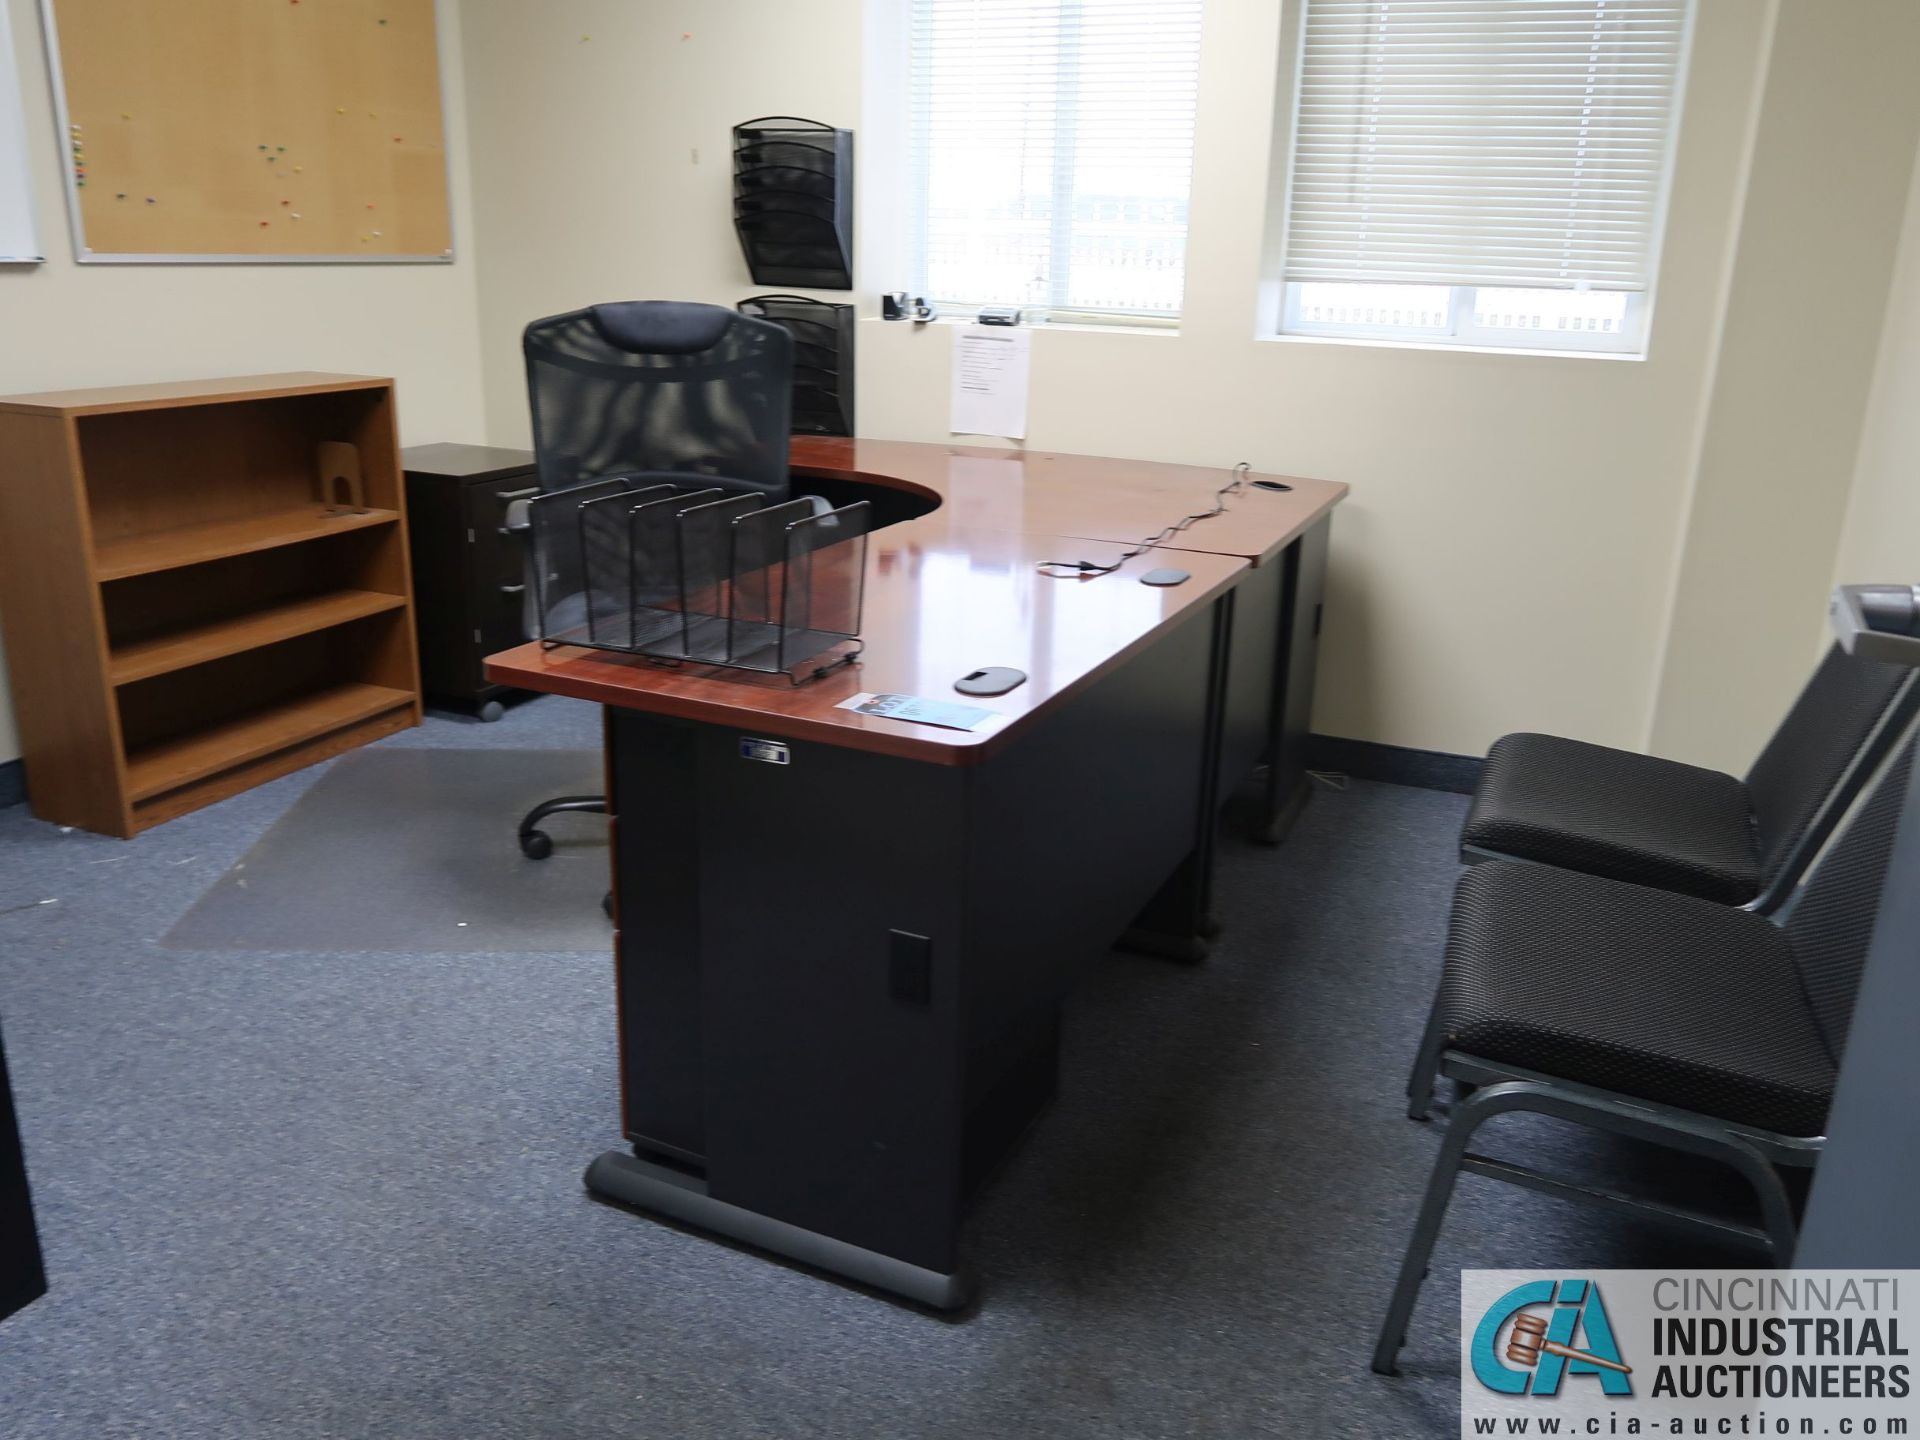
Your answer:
[1649,1276,1910,1403]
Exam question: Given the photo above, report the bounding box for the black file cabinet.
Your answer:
[401,444,540,720]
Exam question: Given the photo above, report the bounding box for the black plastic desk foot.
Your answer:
[1254,777,1313,847]
[584,1149,972,1311]
[1114,927,1210,963]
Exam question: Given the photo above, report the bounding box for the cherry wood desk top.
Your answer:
[488,530,1246,765]
[788,437,1346,568]
[486,439,1345,764]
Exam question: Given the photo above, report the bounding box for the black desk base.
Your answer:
[0,1016,47,1324]
[588,1149,971,1308]
[589,521,1330,1305]
[1216,514,1330,847]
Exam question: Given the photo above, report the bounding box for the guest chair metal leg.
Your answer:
[1374,1074,1808,1377]
[517,794,607,859]
[1373,1079,1512,1375]
[1405,990,1450,1121]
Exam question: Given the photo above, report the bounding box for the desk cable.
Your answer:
[1035,461,1253,579]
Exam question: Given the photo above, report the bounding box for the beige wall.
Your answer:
[1649,0,1920,770]
[460,0,1774,760]
[0,0,487,765]
[1833,143,1920,592]
[6,0,1915,778]
[458,0,865,455]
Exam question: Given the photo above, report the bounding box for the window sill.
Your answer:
[1260,332,1645,362]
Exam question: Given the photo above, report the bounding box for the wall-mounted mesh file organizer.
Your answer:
[732,117,853,290]
[530,478,871,681]
[738,294,855,437]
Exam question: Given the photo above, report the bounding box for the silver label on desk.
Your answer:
[738,737,791,765]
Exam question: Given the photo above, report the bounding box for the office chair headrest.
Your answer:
[589,301,736,355]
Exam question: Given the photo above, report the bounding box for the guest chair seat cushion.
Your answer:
[1463,733,1760,904]
[1440,861,1836,1136]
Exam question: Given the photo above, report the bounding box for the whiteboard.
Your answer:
[0,0,42,262]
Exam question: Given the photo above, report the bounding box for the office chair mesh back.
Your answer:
[1783,736,1915,1064]
[523,301,794,500]
[1745,645,1913,887]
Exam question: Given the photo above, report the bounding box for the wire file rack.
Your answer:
[528,478,871,683]
[732,117,854,290]
[738,294,855,437]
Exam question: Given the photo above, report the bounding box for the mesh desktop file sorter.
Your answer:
[528,479,871,682]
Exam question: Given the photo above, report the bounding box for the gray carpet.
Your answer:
[163,749,609,954]
[0,699,1743,1440]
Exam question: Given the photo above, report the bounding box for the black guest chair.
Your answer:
[1376,729,1917,1376]
[1462,646,1919,909]
[511,301,794,859]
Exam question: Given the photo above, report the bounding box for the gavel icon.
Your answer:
[1506,1313,1633,1374]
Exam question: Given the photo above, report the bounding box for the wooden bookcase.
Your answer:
[0,373,423,837]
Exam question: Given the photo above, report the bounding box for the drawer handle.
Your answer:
[495,486,541,502]
[498,582,527,595]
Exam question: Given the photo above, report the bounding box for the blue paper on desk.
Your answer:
[837,692,1001,732]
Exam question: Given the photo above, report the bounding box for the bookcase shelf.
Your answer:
[124,681,414,802]
[0,373,423,837]
[108,588,407,685]
[93,505,399,581]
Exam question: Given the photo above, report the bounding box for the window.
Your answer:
[1275,0,1692,354]
[908,0,1204,323]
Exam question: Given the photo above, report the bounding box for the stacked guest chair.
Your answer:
[1461,644,1919,909]
[1376,731,1916,1373]
[1376,599,1920,1375]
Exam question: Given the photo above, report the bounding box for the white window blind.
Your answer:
[1282,0,1690,292]
[908,0,1203,319]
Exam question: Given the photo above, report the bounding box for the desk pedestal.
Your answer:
[594,603,1219,1303]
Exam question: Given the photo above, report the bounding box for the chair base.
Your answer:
[517,794,607,860]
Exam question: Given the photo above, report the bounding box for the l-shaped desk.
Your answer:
[487,436,1346,1307]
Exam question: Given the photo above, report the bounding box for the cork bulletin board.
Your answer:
[42,0,452,262]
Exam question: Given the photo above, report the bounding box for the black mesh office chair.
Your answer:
[513,301,795,860]
[1376,730,1917,1374]
[1461,645,1919,908]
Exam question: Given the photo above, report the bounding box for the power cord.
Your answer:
[1036,462,1253,579]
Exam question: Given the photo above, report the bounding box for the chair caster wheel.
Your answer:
[519,830,554,860]
[478,700,505,723]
